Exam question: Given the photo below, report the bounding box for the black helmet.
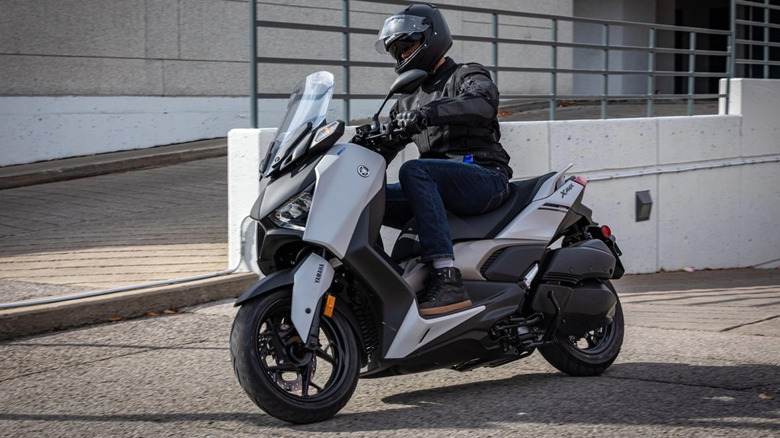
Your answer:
[375,4,453,75]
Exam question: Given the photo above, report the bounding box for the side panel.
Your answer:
[305,144,385,258]
[385,281,526,365]
[495,179,584,241]
[344,201,417,359]
[385,304,486,359]
[453,239,542,281]
[482,245,547,282]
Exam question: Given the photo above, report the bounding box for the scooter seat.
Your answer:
[391,171,556,262]
[448,171,556,241]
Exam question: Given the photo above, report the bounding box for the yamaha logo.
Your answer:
[357,165,370,178]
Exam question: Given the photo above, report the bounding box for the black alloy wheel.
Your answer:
[230,288,360,424]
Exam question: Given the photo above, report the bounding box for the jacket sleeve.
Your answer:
[421,65,499,127]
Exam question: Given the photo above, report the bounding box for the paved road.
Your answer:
[1,270,778,437]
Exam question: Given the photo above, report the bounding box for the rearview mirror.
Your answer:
[389,69,428,95]
[371,70,430,128]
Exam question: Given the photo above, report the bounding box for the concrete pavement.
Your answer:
[0,268,777,437]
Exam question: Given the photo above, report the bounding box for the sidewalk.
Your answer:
[0,140,257,340]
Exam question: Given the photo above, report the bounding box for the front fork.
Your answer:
[291,252,335,348]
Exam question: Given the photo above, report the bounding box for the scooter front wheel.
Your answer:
[230,288,359,424]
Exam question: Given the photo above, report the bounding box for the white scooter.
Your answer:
[230,70,625,424]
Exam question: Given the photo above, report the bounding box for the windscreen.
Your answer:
[261,71,335,177]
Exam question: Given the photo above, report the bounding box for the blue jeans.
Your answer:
[384,159,510,263]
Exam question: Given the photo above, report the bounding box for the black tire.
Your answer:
[539,280,624,376]
[230,288,360,424]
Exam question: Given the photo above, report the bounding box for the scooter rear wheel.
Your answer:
[230,288,359,424]
[539,280,624,376]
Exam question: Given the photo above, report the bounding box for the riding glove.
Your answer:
[395,109,429,135]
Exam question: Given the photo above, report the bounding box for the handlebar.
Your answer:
[353,120,406,149]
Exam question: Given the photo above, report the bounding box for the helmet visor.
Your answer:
[374,15,430,54]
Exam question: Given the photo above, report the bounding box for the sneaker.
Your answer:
[418,267,472,316]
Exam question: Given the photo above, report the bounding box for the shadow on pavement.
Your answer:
[295,363,778,433]
[0,363,776,432]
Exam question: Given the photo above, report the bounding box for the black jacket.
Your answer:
[389,57,513,178]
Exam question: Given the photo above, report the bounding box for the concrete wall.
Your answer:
[0,0,250,96]
[227,79,780,275]
[0,96,247,165]
[0,0,253,166]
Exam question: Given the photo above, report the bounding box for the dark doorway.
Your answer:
[673,0,730,94]
[738,2,780,79]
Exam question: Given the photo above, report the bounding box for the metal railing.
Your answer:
[249,0,741,125]
[733,0,780,79]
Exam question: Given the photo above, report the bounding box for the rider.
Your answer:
[359,3,513,317]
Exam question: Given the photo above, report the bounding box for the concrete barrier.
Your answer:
[0,96,248,166]
[228,79,780,275]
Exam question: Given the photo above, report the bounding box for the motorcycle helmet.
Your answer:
[374,4,453,75]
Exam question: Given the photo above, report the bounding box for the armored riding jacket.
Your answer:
[390,57,513,179]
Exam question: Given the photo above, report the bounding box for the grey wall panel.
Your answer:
[0,55,164,95]
[0,0,146,58]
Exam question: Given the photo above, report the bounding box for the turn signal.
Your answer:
[323,294,336,318]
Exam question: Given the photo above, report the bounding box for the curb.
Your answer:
[0,272,258,340]
[0,138,227,189]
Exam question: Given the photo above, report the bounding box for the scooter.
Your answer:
[230,70,625,424]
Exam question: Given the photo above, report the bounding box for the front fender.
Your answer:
[234,268,296,306]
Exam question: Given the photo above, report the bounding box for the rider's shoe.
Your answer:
[418,267,472,316]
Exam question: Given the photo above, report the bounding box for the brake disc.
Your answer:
[274,356,317,392]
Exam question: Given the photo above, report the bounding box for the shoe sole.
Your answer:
[419,299,473,317]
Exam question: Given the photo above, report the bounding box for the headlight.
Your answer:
[269,189,313,231]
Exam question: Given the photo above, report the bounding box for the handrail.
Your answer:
[250,0,742,124]
[733,0,780,79]
[735,39,780,48]
[736,0,780,12]
[360,0,734,34]
[735,19,780,29]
